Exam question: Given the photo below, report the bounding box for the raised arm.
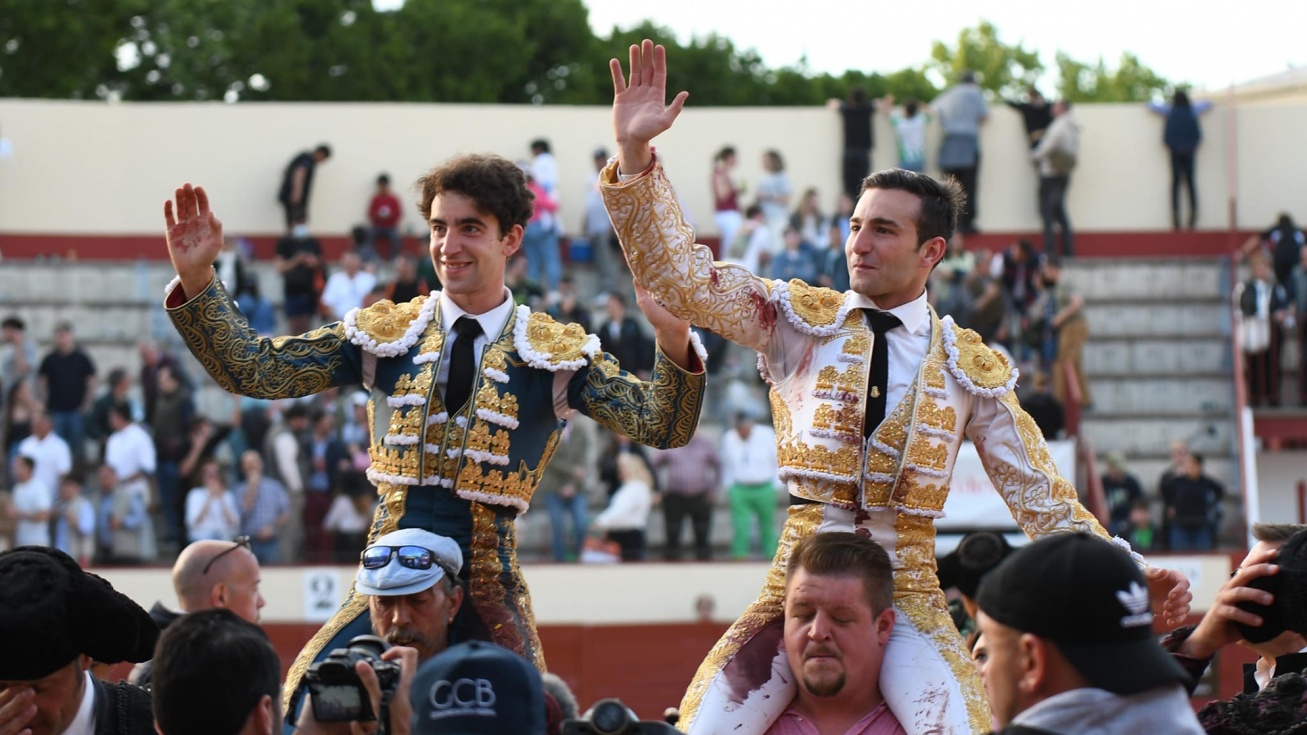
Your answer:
[604,40,783,353]
[568,341,705,451]
[162,185,362,399]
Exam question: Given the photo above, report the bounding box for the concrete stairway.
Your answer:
[1064,258,1240,532]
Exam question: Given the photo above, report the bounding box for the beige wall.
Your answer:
[0,97,1302,240]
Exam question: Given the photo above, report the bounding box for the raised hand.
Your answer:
[1145,564,1194,629]
[610,39,689,174]
[164,183,223,297]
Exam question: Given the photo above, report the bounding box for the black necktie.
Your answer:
[445,316,483,413]
[863,309,903,437]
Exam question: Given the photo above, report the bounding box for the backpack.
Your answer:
[1046,146,1077,176]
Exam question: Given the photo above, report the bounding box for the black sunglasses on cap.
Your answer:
[202,536,252,575]
[361,545,452,576]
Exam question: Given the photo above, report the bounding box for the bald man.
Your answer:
[129,538,266,686]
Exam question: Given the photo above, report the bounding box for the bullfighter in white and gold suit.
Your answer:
[601,41,1191,735]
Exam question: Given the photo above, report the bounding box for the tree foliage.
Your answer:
[0,5,1172,107]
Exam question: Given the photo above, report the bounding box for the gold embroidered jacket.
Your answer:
[601,159,1110,557]
[165,274,705,513]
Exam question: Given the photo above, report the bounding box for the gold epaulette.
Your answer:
[776,280,855,335]
[514,307,601,372]
[344,295,436,357]
[941,317,1017,397]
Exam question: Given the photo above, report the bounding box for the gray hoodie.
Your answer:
[1009,684,1203,734]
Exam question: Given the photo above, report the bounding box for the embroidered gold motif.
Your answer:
[474,382,520,423]
[893,514,992,731]
[777,438,862,480]
[581,347,703,450]
[525,312,591,364]
[786,280,846,328]
[905,439,949,473]
[354,297,425,344]
[469,503,545,669]
[466,420,512,458]
[770,391,793,436]
[813,363,866,400]
[842,332,869,357]
[924,361,947,392]
[916,396,958,433]
[951,325,1014,390]
[679,504,824,728]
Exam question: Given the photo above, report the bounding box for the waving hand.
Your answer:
[611,39,689,174]
[164,183,223,298]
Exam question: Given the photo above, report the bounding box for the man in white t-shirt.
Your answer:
[16,411,71,502]
[319,250,377,321]
[8,455,52,547]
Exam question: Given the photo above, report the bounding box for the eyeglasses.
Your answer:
[202,536,251,575]
[361,545,452,577]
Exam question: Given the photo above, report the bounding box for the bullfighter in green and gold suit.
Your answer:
[159,155,704,715]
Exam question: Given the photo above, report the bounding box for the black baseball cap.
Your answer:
[410,641,545,735]
[975,533,1191,696]
[936,531,1015,599]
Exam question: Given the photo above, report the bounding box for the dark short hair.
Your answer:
[152,609,281,735]
[417,154,534,236]
[314,144,332,158]
[15,455,34,472]
[861,169,965,247]
[1,316,24,331]
[108,402,132,423]
[530,138,550,154]
[786,532,893,614]
[377,173,390,186]
[284,403,310,421]
[717,146,736,161]
[1253,523,1307,544]
[108,367,129,388]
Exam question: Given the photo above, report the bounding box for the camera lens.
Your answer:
[589,699,633,735]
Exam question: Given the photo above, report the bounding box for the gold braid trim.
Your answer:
[678,504,824,730]
[169,276,345,399]
[582,342,704,449]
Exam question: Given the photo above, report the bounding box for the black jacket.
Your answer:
[92,677,155,735]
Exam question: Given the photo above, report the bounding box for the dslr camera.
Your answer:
[305,635,401,723]
[562,698,679,735]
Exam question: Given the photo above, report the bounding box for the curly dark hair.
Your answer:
[416,154,534,235]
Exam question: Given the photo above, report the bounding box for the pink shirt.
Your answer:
[764,702,906,735]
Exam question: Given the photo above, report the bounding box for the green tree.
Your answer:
[1055,51,1172,103]
[929,20,1042,98]
[0,0,146,98]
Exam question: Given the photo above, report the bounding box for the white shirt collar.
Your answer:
[439,287,515,340]
[65,671,96,735]
[844,289,931,336]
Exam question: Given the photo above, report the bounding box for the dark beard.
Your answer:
[802,672,847,698]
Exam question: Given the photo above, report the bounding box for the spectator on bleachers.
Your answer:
[54,474,97,566]
[303,410,347,563]
[547,277,592,333]
[789,187,827,247]
[1237,253,1290,407]
[650,428,721,562]
[1032,99,1080,258]
[1161,452,1225,551]
[506,253,545,309]
[756,149,793,242]
[720,412,779,561]
[102,400,157,559]
[102,462,155,563]
[961,248,1006,343]
[1241,213,1305,292]
[722,204,773,276]
[1149,90,1213,230]
[1101,450,1144,536]
[87,368,136,459]
[37,322,96,464]
[6,454,52,547]
[832,88,876,200]
[384,252,431,305]
[992,240,1040,357]
[153,365,193,544]
[320,250,377,322]
[598,292,653,379]
[817,219,851,293]
[888,97,929,172]
[711,146,744,262]
[590,452,654,562]
[522,166,562,295]
[1122,498,1160,553]
[263,403,308,562]
[771,226,821,284]
[214,235,256,298]
[1019,371,1065,440]
[367,173,404,261]
[1,315,39,397]
[1292,247,1307,406]
[138,339,189,426]
[1028,257,1091,407]
[933,70,988,233]
[3,379,37,477]
[323,486,372,564]
[275,223,327,334]
[233,277,278,336]
[178,413,235,492]
[17,410,71,502]
[538,421,591,562]
[235,450,289,565]
[184,458,239,543]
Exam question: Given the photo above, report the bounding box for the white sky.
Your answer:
[583,0,1307,92]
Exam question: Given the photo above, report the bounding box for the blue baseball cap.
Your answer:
[355,528,463,597]
[410,641,545,735]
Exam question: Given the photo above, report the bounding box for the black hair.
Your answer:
[377,173,390,186]
[417,154,534,235]
[152,609,281,735]
[314,144,332,158]
[1,317,24,331]
[530,138,551,154]
[860,169,965,247]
